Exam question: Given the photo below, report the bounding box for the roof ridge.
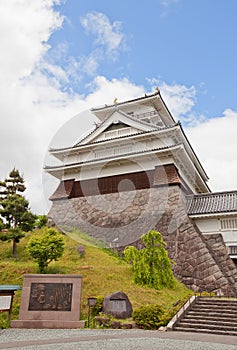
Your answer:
[91,92,159,111]
[75,108,160,146]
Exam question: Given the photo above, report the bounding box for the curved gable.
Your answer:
[78,109,158,145]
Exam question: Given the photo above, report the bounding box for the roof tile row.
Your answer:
[187,191,237,215]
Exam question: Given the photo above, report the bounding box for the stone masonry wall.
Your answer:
[203,234,237,287]
[49,185,237,295]
[152,187,237,295]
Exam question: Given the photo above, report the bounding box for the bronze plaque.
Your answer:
[28,283,73,311]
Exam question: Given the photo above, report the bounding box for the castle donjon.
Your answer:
[46,90,237,296]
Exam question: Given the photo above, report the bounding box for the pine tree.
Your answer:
[3,168,26,195]
[0,168,36,256]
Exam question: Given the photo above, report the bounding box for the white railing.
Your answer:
[220,218,237,231]
[93,145,133,160]
[228,245,237,255]
[166,295,197,331]
[97,127,134,141]
[135,110,164,127]
[135,110,159,119]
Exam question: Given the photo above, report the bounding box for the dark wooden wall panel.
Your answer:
[50,164,181,200]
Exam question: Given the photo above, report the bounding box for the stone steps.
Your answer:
[179,320,237,330]
[173,297,237,336]
[187,311,237,319]
[195,298,237,305]
[194,302,237,311]
[181,318,237,327]
[175,326,237,336]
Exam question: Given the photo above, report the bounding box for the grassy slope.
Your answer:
[0,229,191,327]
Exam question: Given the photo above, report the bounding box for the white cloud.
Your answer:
[159,82,196,117]
[160,0,179,5]
[67,54,99,79]
[43,11,127,84]
[186,109,237,191]
[0,0,63,83]
[0,0,81,213]
[80,12,126,57]
[86,76,144,105]
[160,0,179,16]
[0,0,143,214]
[148,79,205,125]
[41,62,69,83]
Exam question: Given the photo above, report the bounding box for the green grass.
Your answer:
[0,228,191,328]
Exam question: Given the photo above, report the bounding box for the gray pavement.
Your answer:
[0,329,236,349]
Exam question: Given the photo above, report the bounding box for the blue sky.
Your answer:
[48,0,237,119]
[0,0,237,213]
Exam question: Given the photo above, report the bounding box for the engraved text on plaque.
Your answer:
[28,283,73,311]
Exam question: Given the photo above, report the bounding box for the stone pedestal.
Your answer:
[11,274,85,329]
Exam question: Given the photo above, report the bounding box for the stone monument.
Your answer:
[11,274,85,329]
[102,291,132,319]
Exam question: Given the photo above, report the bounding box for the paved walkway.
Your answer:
[0,329,236,349]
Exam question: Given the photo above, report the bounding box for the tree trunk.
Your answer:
[13,238,17,257]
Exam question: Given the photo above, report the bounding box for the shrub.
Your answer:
[27,228,65,273]
[35,215,48,228]
[93,295,104,315]
[132,296,194,330]
[132,304,165,330]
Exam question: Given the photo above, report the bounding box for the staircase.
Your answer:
[173,297,237,336]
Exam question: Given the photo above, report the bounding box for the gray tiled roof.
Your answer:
[187,191,237,215]
[91,92,159,111]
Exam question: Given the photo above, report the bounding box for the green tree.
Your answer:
[0,217,5,230]
[0,168,36,256]
[27,228,65,273]
[1,168,26,195]
[0,227,25,249]
[35,214,48,228]
[124,230,175,289]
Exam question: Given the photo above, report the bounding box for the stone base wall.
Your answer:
[49,186,169,247]
[203,234,237,286]
[49,185,237,295]
[153,188,237,295]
